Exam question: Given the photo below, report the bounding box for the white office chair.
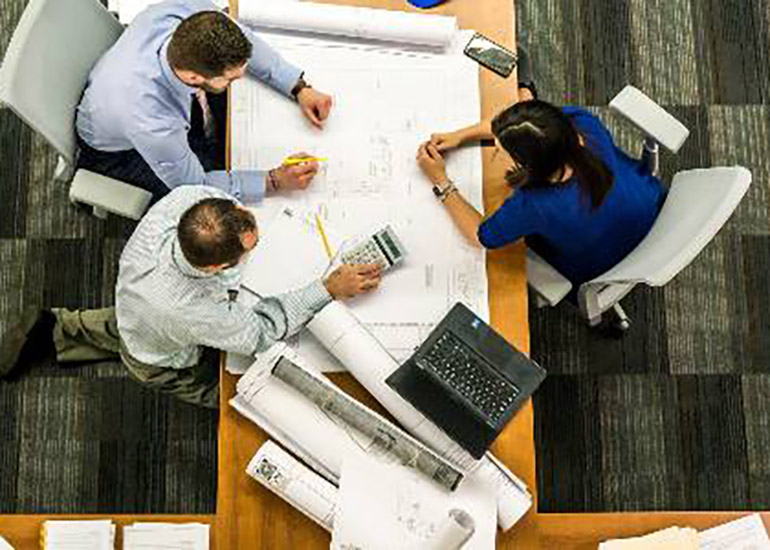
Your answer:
[0,0,152,220]
[527,85,752,331]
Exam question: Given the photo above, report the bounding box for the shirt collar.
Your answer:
[159,38,198,97]
[171,239,245,285]
[172,239,212,279]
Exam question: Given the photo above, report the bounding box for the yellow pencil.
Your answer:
[315,213,334,260]
[283,156,328,166]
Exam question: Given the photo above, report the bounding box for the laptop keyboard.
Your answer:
[417,331,520,424]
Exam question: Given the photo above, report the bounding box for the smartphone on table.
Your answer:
[463,32,517,78]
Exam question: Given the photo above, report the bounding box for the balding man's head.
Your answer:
[177,198,257,269]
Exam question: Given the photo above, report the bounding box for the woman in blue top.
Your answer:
[416,99,666,289]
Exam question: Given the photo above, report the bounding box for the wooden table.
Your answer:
[217,0,531,547]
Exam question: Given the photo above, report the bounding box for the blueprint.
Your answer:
[232,19,488,366]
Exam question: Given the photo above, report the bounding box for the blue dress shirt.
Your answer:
[478,107,666,286]
[76,0,303,203]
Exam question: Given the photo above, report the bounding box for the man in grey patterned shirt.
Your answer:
[0,186,380,408]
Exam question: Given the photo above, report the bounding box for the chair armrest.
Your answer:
[69,169,152,221]
[526,249,572,307]
[609,85,690,153]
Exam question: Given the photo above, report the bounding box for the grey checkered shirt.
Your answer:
[115,186,332,369]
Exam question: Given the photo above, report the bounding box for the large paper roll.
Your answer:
[247,440,338,532]
[239,1,458,49]
[307,301,532,530]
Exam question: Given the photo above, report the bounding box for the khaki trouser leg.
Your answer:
[52,307,220,409]
[120,343,220,409]
[52,307,121,363]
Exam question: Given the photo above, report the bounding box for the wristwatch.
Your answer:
[432,179,457,202]
[291,74,312,99]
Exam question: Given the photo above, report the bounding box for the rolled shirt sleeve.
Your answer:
[127,112,266,204]
[180,280,333,358]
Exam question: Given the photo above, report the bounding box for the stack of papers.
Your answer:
[599,514,770,550]
[124,523,210,550]
[42,520,115,550]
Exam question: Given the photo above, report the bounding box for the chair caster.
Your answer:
[598,304,631,337]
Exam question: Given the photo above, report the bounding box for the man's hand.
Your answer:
[270,151,319,191]
[416,142,448,185]
[324,264,381,300]
[298,88,333,129]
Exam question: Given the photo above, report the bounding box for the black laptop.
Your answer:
[386,303,546,459]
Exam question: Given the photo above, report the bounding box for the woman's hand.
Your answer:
[416,142,448,185]
[429,131,464,152]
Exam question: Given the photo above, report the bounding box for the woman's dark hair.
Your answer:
[491,100,613,209]
[178,198,256,268]
[167,11,252,78]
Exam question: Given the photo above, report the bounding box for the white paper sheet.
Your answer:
[242,205,342,296]
[699,515,770,550]
[0,535,14,550]
[239,1,457,49]
[247,440,339,531]
[332,449,496,550]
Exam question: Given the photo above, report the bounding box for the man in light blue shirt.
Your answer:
[0,186,381,408]
[76,0,333,203]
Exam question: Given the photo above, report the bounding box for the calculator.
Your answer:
[341,225,406,271]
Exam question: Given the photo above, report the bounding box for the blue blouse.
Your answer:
[478,106,665,286]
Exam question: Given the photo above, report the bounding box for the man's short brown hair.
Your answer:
[167,11,252,78]
[178,198,256,268]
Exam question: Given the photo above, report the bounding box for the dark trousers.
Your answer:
[76,92,228,204]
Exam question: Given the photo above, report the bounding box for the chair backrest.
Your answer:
[587,166,752,288]
[0,0,122,164]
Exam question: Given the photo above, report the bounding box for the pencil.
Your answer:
[315,213,334,260]
[283,156,328,166]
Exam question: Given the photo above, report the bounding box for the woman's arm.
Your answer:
[416,143,484,247]
[430,119,494,152]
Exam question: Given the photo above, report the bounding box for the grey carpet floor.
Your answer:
[0,2,218,513]
[518,0,770,511]
[1,0,769,515]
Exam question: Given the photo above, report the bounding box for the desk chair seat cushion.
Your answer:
[478,106,665,287]
[70,169,153,221]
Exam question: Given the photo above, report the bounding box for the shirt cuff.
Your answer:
[284,279,333,315]
[274,63,304,99]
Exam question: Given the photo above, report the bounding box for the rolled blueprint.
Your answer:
[247,440,338,532]
[424,509,476,550]
[307,301,532,531]
[239,1,457,49]
[272,356,463,491]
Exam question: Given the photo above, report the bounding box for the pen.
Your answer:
[314,213,334,260]
[283,156,328,166]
